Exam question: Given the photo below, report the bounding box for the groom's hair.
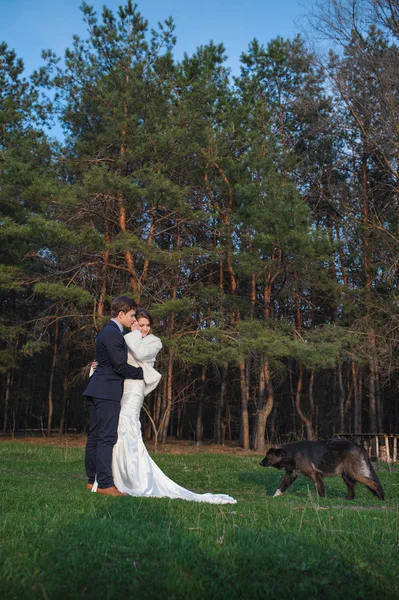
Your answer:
[110,296,137,317]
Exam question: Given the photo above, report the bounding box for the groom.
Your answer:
[84,296,143,496]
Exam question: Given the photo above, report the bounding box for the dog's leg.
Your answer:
[274,471,298,496]
[367,463,385,500]
[309,472,326,498]
[342,471,356,500]
[365,484,383,499]
[354,476,385,500]
[347,461,385,501]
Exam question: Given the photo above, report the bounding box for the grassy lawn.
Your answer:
[0,442,398,599]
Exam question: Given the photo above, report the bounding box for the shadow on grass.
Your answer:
[1,519,396,596]
[6,496,393,600]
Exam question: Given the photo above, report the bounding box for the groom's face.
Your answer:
[119,309,136,329]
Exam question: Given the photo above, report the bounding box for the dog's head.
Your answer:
[259,446,287,468]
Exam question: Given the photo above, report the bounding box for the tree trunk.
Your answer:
[252,271,277,451]
[293,272,314,440]
[268,402,278,444]
[375,369,383,432]
[47,306,59,436]
[2,370,12,433]
[251,271,256,318]
[358,370,363,433]
[177,396,186,440]
[288,364,296,433]
[161,349,173,444]
[117,193,138,295]
[239,360,250,450]
[154,383,162,431]
[295,363,315,440]
[11,366,23,438]
[352,360,361,434]
[144,401,152,440]
[253,354,274,452]
[195,367,206,444]
[204,165,237,295]
[337,363,345,432]
[368,341,378,433]
[97,200,110,320]
[215,363,228,444]
[59,351,71,434]
[140,208,156,289]
[251,356,265,450]
[361,150,378,434]
[118,76,138,296]
[309,370,315,436]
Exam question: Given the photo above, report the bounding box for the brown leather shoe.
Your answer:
[96,486,127,496]
[86,483,93,490]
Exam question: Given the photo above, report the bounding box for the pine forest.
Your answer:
[2,0,399,451]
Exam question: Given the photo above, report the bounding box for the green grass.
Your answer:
[0,443,398,599]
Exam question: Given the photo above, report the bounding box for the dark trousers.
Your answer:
[85,396,121,489]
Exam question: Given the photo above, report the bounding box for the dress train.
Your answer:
[94,380,236,504]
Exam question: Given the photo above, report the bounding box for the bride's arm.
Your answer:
[89,360,97,378]
[124,331,162,361]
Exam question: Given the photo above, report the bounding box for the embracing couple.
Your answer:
[83,296,236,504]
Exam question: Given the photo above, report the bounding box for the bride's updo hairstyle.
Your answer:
[135,309,154,328]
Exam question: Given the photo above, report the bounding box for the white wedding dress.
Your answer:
[94,331,237,505]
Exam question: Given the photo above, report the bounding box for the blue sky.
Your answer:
[1,0,308,76]
[1,0,308,138]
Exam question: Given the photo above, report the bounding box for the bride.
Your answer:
[94,309,236,505]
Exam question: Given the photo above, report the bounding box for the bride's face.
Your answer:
[137,317,151,337]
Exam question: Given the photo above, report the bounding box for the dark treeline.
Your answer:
[2,0,399,449]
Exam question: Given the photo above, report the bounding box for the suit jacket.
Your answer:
[83,321,143,401]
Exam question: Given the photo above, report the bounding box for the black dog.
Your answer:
[259,439,384,500]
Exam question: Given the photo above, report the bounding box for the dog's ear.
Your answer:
[270,446,287,458]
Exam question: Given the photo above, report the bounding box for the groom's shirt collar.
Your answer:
[110,318,124,334]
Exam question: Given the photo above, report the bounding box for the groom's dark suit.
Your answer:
[84,320,143,489]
